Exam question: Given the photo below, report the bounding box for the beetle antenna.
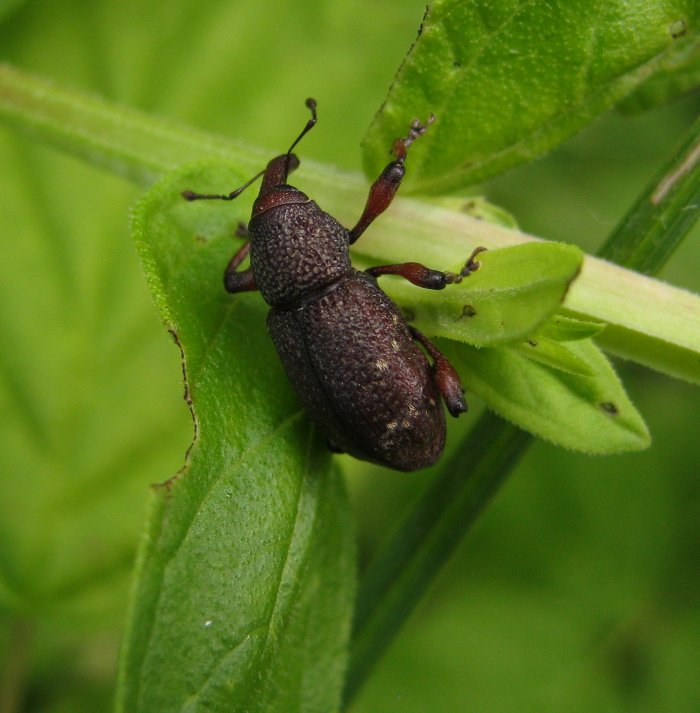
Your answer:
[287,98,318,155]
[284,98,317,176]
[182,169,266,202]
[182,99,318,202]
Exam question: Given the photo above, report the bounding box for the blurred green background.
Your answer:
[0,0,698,711]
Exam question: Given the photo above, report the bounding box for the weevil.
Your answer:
[183,99,483,471]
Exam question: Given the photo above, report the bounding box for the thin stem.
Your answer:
[344,112,700,705]
[344,413,531,704]
[0,63,265,185]
[598,112,700,273]
[0,619,32,713]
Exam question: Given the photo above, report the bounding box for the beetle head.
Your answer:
[252,181,310,217]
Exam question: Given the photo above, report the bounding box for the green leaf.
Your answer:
[446,339,650,454]
[515,315,607,374]
[377,242,583,346]
[116,162,355,713]
[362,0,700,192]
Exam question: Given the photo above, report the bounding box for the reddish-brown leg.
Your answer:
[349,116,435,244]
[366,246,487,290]
[224,240,257,293]
[366,262,450,289]
[409,326,467,417]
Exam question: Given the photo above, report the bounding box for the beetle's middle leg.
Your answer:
[224,238,257,294]
[409,326,467,417]
[366,246,486,290]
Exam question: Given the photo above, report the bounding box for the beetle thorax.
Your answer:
[249,200,352,306]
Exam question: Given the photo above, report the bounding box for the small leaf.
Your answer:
[539,315,606,342]
[446,339,650,454]
[363,0,700,192]
[116,162,355,713]
[430,195,520,229]
[381,242,583,346]
[514,337,596,376]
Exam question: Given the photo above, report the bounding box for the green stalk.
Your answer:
[598,112,700,273]
[1,63,698,383]
[0,63,265,185]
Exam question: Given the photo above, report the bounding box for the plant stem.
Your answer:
[0,63,266,185]
[1,64,699,382]
[598,112,700,273]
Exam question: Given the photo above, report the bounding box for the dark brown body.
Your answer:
[268,270,445,470]
[250,197,445,470]
[183,100,475,471]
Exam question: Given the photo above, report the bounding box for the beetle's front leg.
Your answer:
[366,246,486,290]
[349,116,435,244]
[224,239,257,294]
[409,326,467,417]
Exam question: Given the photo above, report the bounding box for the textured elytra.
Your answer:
[268,271,445,471]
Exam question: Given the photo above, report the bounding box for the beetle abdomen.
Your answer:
[267,270,445,471]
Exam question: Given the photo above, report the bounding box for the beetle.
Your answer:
[183,99,483,471]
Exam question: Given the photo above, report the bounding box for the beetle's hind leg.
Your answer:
[409,327,467,417]
[366,262,451,289]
